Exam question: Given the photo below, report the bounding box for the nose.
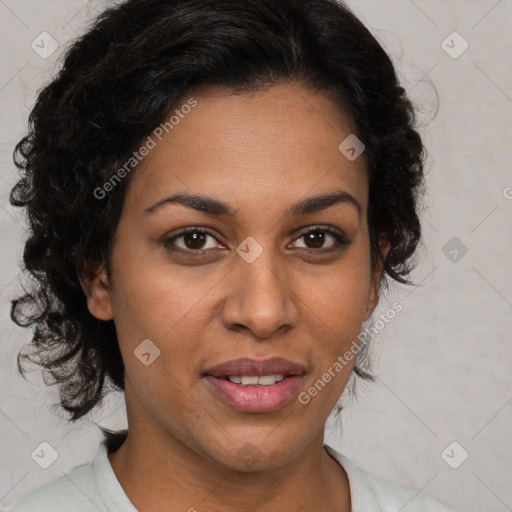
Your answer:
[220,246,299,340]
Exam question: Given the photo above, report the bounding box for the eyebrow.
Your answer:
[143,190,361,218]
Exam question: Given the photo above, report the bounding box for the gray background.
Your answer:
[1,1,511,510]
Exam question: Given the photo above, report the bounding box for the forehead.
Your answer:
[126,83,368,216]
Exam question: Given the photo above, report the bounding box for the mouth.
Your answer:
[203,357,306,379]
[222,374,286,386]
[202,357,306,413]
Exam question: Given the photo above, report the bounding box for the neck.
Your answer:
[107,425,351,512]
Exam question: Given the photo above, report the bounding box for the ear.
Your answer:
[364,238,391,321]
[78,263,113,321]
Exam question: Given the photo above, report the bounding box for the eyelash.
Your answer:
[163,225,351,256]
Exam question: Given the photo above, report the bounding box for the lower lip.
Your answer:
[203,375,303,413]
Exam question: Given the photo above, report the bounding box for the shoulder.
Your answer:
[2,456,105,512]
[324,445,455,512]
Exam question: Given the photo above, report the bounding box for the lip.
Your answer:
[203,375,304,413]
[202,357,306,378]
[202,357,306,413]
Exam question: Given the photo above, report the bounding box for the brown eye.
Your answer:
[164,228,223,253]
[303,230,327,249]
[182,231,208,250]
[291,226,350,251]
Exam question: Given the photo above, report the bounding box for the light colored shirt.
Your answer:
[2,442,454,511]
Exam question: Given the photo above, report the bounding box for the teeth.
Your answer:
[227,374,286,386]
[240,376,259,386]
[257,374,281,386]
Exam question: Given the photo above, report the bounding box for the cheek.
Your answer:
[108,238,224,389]
[301,248,371,330]
[110,264,214,350]
[297,243,372,381]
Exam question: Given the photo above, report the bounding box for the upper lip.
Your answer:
[203,357,306,378]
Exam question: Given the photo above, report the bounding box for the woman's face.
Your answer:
[86,83,387,470]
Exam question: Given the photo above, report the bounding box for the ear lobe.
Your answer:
[78,264,113,321]
[364,239,391,320]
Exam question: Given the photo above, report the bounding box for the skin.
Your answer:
[81,82,390,512]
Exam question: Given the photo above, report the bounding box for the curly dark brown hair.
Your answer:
[10,0,428,421]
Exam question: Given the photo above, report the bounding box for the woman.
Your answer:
[4,0,453,510]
